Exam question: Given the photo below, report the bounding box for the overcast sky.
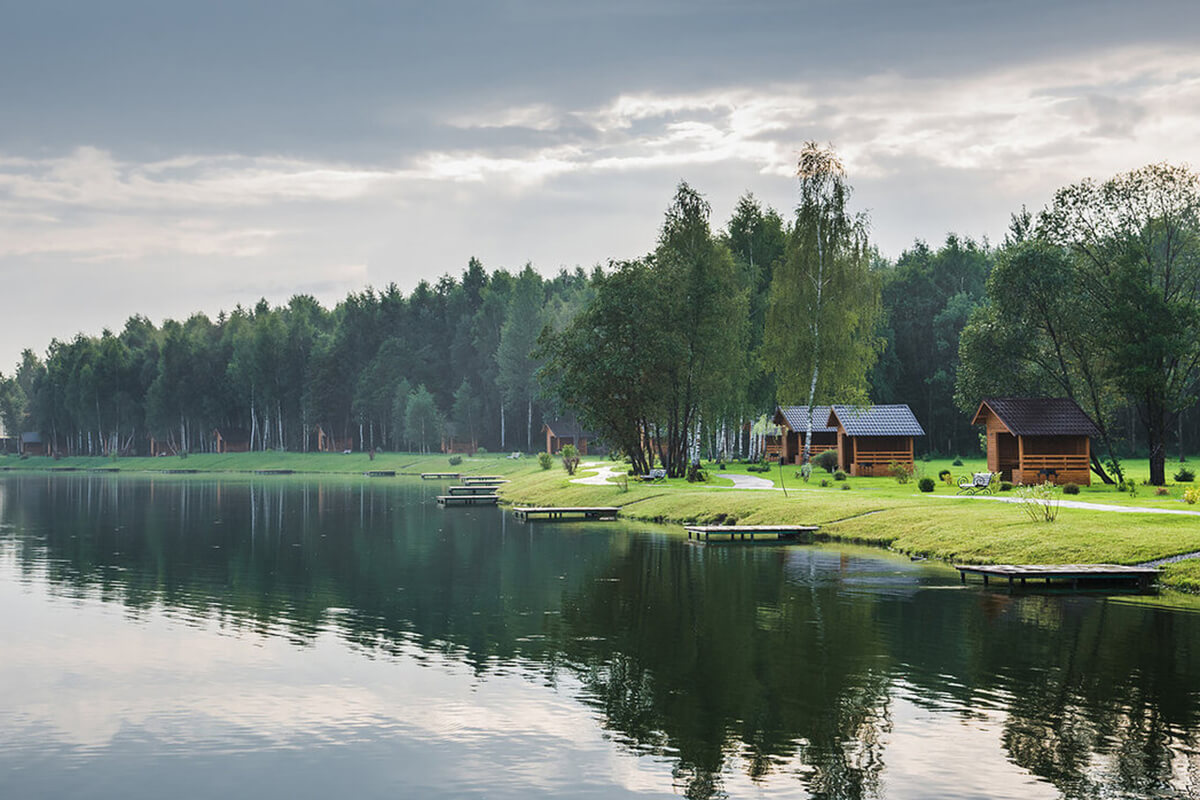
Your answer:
[3,0,1200,371]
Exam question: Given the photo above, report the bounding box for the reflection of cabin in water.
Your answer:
[827,405,924,476]
[972,398,1098,485]
[213,428,250,454]
[771,406,837,464]
[542,418,594,455]
[314,425,353,453]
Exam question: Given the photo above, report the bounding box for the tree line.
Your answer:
[2,147,1199,482]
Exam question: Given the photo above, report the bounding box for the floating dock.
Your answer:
[513,506,620,520]
[462,476,507,485]
[437,494,498,506]
[364,470,396,477]
[956,564,1160,592]
[684,524,819,542]
[421,472,462,480]
[447,485,501,495]
[255,469,294,475]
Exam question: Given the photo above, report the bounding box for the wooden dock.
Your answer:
[447,485,501,495]
[956,564,1160,592]
[513,506,620,520]
[255,469,294,475]
[462,476,507,485]
[437,494,499,507]
[421,472,462,480]
[685,524,819,542]
[364,470,396,477]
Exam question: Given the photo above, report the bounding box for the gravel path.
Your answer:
[929,494,1200,517]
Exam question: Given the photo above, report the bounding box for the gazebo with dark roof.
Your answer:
[826,405,925,476]
[771,405,837,465]
[971,397,1099,485]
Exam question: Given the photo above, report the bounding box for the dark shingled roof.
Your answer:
[543,418,595,440]
[772,405,836,433]
[974,398,1100,437]
[827,405,925,437]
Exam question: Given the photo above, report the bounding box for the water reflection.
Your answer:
[1,474,1199,799]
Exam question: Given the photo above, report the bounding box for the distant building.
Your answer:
[542,418,595,455]
[826,405,925,476]
[19,432,45,456]
[771,406,838,464]
[314,425,353,453]
[213,428,251,454]
[971,398,1098,485]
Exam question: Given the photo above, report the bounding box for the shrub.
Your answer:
[1184,486,1200,504]
[686,461,707,483]
[538,452,553,470]
[834,471,847,481]
[952,457,964,466]
[747,462,771,473]
[1062,483,1080,495]
[888,460,915,484]
[718,462,726,470]
[561,444,580,475]
[918,477,935,493]
[1155,487,1170,496]
[840,483,851,490]
[1175,466,1195,482]
[938,469,953,486]
[1000,481,1014,492]
[476,447,488,455]
[448,455,462,466]
[1016,482,1060,522]
[819,478,831,487]
[814,450,839,473]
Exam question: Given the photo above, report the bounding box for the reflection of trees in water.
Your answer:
[3,475,1200,798]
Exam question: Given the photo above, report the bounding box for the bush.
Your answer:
[840,483,851,490]
[686,461,707,483]
[952,457,964,467]
[1175,466,1195,482]
[1155,487,1170,496]
[561,444,580,475]
[448,455,462,466]
[718,462,726,470]
[1000,481,1014,492]
[918,477,935,492]
[921,453,932,462]
[819,478,831,487]
[538,452,553,470]
[834,471,847,481]
[1016,481,1060,522]
[747,462,771,473]
[1062,483,1080,495]
[888,460,915,484]
[476,447,488,455]
[814,450,839,473]
[1184,486,1200,505]
[938,469,953,486]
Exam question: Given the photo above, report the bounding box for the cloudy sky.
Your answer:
[2,0,1200,370]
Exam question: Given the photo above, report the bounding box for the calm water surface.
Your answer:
[1,473,1198,799]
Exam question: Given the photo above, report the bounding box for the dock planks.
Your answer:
[685,524,819,543]
[421,472,462,480]
[364,470,396,477]
[437,494,499,506]
[462,476,508,486]
[447,485,501,495]
[513,506,620,521]
[956,563,1160,592]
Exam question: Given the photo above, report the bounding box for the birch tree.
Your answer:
[762,142,882,473]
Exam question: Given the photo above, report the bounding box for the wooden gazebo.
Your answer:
[971,398,1098,485]
[826,405,925,476]
[213,428,250,454]
[771,405,837,464]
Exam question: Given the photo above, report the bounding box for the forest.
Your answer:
[2,149,1198,483]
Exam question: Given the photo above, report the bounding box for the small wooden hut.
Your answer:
[542,418,594,455]
[314,425,353,453]
[826,405,925,476]
[771,406,837,464]
[213,428,250,454]
[19,432,45,456]
[971,398,1098,485]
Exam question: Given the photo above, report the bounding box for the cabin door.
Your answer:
[996,433,1019,479]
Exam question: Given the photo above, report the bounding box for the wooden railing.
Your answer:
[1022,454,1088,471]
[854,450,911,465]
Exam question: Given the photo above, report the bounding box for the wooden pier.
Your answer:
[421,472,461,480]
[462,476,507,485]
[255,469,294,475]
[685,524,819,543]
[364,470,396,477]
[447,485,501,495]
[513,506,620,521]
[437,494,499,507]
[956,564,1160,592]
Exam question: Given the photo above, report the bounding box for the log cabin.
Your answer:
[314,425,353,453]
[212,428,251,454]
[771,405,838,464]
[826,405,925,476]
[542,418,594,455]
[971,398,1098,485]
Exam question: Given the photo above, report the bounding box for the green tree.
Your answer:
[404,384,444,454]
[763,142,883,470]
[496,265,546,452]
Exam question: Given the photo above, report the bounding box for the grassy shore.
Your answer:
[4,450,1199,590]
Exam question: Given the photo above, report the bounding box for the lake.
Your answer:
[1,473,1198,799]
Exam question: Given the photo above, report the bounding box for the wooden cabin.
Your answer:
[19,432,45,456]
[213,428,250,454]
[314,425,353,453]
[771,406,838,464]
[971,398,1098,485]
[441,423,477,455]
[542,418,594,455]
[826,405,924,476]
[148,436,174,456]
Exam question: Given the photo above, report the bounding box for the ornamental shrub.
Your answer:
[1175,466,1195,482]
[1184,486,1200,504]
[918,477,935,492]
[888,460,915,484]
[819,478,831,487]
[814,450,839,473]
[561,444,580,475]
[1000,481,1014,492]
[448,455,462,466]
[938,469,953,485]
[834,471,847,481]
[538,452,553,470]
[952,457,964,467]
[1062,483,1080,495]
